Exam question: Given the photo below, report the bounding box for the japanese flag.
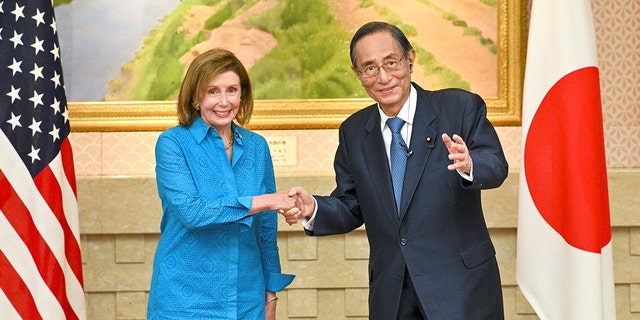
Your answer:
[516,0,616,319]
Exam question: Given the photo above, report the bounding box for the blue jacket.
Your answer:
[148,117,293,319]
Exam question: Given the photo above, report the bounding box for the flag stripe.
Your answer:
[61,138,77,196]
[0,288,29,320]
[0,170,79,320]
[0,250,44,320]
[0,207,66,319]
[0,128,86,320]
[49,145,87,318]
[33,165,83,284]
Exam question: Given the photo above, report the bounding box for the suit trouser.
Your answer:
[396,267,427,320]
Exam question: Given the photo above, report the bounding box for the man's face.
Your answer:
[352,31,415,116]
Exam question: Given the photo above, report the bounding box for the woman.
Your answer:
[148,48,295,319]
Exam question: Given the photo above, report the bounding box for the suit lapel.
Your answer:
[399,88,438,219]
[360,109,400,226]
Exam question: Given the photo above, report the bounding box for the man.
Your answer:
[283,21,508,319]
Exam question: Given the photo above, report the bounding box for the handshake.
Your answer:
[270,186,315,225]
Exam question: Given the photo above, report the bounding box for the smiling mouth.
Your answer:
[380,86,396,94]
[214,110,231,117]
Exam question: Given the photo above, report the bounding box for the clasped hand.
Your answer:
[276,187,314,225]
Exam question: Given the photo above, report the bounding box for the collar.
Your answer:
[378,84,417,131]
[188,116,242,145]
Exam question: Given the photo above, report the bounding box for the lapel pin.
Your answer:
[426,136,432,143]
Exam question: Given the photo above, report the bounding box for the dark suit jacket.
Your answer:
[308,84,508,319]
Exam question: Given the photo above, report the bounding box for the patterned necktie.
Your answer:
[386,117,407,214]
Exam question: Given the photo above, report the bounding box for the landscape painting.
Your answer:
[56,0,523,130]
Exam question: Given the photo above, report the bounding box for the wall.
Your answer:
[76,172,639,320]
[72,0,640,319]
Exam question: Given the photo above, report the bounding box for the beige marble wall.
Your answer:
[78,172,639,320]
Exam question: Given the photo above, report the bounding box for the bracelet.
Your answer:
[266,296,278,303]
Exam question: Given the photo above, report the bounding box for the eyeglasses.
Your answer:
[357,57,404,79]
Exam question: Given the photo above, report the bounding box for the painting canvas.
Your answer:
[57,0,523,130]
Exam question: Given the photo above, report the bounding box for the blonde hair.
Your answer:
[176,49,254,127]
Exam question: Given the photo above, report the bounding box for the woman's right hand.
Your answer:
[249,191,299,216]
[279,186,315,225]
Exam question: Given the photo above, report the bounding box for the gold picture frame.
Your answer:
[68,1,525,132]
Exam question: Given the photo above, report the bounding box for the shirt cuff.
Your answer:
[238,195,253,209]
[457,159,474,181]
[301,196,318,231]
[264,272,295,292]
[237,195,255,228]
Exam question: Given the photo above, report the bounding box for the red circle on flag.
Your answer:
[524,66,611,253]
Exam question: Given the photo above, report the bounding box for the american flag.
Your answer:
[0,1,85,319]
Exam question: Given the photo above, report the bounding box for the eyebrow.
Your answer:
[359,52,402,67]
[205,83,240,90]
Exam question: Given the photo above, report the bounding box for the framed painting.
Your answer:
[63,0,526,131]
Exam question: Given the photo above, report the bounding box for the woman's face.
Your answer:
[198,70,241,130]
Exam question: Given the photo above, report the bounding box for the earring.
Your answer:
[192,101,200,110]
